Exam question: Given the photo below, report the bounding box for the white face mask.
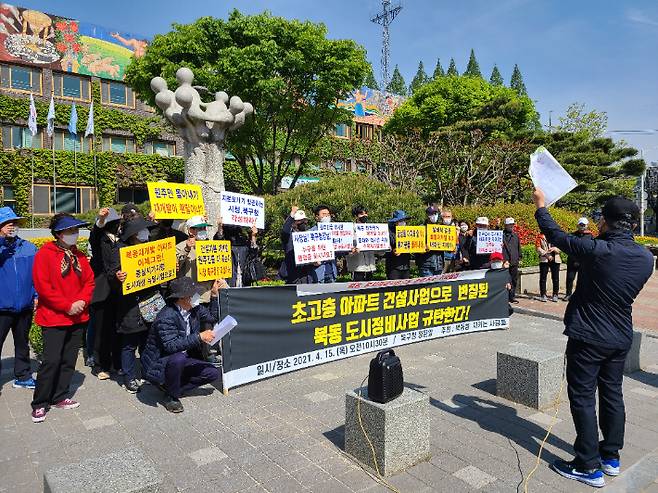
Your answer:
[136,229,150,242]
[491,262,503,269]
[61,232,79,246]
[429,214,439,224]
[397,221,406,227]
[443,217,452,225]
[190,292,201,308]
[5,226,18,237]
[196,230,208,241]
[460,225,468,232]
[320,216,332,223]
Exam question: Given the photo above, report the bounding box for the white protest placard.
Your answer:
[529,147,578,207]
[355,223,390,251]
[292,230,335,265]
[318,222,355,251]
[220,191,265,229]
[476,229,503,255]
[209,315,238,346]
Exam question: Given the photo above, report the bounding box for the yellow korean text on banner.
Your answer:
[195,241,232,281]
[395,225,426,254]
[427,224,458,251]
[147,182,205,219]
[120,238,177,295]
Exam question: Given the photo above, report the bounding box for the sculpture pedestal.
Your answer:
[344,387,430,476]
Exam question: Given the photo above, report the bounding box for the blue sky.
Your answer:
[18,0,658,163]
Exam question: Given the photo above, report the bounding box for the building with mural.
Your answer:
[0,3,183,218]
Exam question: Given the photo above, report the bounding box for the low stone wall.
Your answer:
[517,264,569,296]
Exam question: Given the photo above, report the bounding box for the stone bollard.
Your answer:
[44,447,161,493]
[496,344,564,410]
[345,387,430,476]
[624,330,644,374]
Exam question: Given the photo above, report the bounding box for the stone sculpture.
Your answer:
[150,67,253,229]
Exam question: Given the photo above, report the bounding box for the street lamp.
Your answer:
[608,129,658,236]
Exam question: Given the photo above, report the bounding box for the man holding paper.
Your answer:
[141,277,225,413]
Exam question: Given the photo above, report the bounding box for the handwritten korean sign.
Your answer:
[220,191,265,229]
[318,222,355,252]
[292,231,335,265]
[119,238,176,295]
[195,240,232,281]
[355,223,390,251]
[427,224,458,252]
[396,226,426,254]
[476,229,503,255]
[147,182,205,220]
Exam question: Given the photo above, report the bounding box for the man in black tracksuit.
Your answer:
[533,190,653,488]
[502,217,522,303]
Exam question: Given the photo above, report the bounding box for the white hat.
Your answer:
[293,210,307,221]
[475,216,489,226]
[578,217,589,226]
[186,216,209,229]
[504,217,515,225]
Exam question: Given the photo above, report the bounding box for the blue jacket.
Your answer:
[535,207,653,350]
[0,237,37,313]
[140,296,219,384]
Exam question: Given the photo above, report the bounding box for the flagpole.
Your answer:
[93,138,98,208]
[31,151,34,228]
[74,141,78,214]
[52,133,57,214]
[51,92,57,215]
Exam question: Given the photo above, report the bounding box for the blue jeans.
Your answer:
[121,332,148,382]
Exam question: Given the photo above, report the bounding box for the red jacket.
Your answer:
[33,242,95,327]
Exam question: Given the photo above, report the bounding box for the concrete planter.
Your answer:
[517,264,569,296]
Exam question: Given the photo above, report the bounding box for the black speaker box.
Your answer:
[367,349,403,404]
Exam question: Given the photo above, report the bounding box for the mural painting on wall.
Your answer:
[338,87,405,120]
[0,3,147,81]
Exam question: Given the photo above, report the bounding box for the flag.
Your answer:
[68,103,78,136]
[28,94,38,136]
[46,96,55,137]
[84,101,94,137]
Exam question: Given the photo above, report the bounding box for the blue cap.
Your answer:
[52,215,89,232]
[0,207,23,226]
[388,210,409,223]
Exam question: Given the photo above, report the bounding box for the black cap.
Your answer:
[602,196,640,224]
[121,203,138,215]
[120,217,156,242]
[167,277,200,300]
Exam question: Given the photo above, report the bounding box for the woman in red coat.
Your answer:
[31,213,94,423]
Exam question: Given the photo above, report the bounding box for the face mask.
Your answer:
[505,225,514,232]
[5,226,18,238]
[578,225,586,230]
[460,225,468,232]
[62,232,79,246]
[190,292,201,308]
[357,216,368,223]
[196,230,208,241]
[320,216,331,223]
[296,222,309,232]
[443,217,452,225]
[397,221,406,227]
[136,229,150,242]
[429,214,439,224]
[491,262,503,269]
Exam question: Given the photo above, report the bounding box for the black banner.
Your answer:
[220,269,510,389]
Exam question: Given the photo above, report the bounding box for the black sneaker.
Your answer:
[124,379,141,394]
[163,395,184,413]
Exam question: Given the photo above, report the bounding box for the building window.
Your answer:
[1,125,42,149]
[333,161,346,173]
[53,73,91,101]
[0,63,42,94]
[53,130,92,153]
[100,80,135,107]
[32,184,96,214]
[357,162,368,174]
[118,187,149,204]
[2,185,16,211]
[335,123,350,139]
[355,123,374,140]
[102,135,136,153]
[143,140,176,157]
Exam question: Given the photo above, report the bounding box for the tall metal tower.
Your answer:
[371,0,402,91]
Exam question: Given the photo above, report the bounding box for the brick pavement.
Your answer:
[1,313,658,492]
[515,272,658,332]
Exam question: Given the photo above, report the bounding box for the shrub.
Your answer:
[29,321,43,356]
[28,237,89,255]
[635,235,658,247]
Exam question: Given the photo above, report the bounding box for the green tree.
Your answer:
[432,58,445,79]
[556,102,608,140]
[409,61,430,94]
[510,64,527,96]
[364,63,380,90]
[386,65,407,95]
[384,75,539,137]
[446,58,459,76]
[532,131,645,212]
[125,10,368,194]
[489,65,504,86]
[463,49,482,78]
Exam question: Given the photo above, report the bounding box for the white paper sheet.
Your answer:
[209,315,238,346]
[529,147,578,207]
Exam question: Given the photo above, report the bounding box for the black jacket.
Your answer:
[385,225,411,272]
[502,230,522,266]
[277,216,315,283]
[462,230,490,270]
[141,296,219,384]
[535,207,653,350]
[566,230,593,267]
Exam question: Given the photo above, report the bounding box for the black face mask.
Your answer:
[357,216,368,223]
[296,222,309,232]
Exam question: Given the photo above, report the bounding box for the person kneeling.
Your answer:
[141,277,222,413]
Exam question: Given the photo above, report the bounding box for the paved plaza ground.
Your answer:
[1,309,658,492]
